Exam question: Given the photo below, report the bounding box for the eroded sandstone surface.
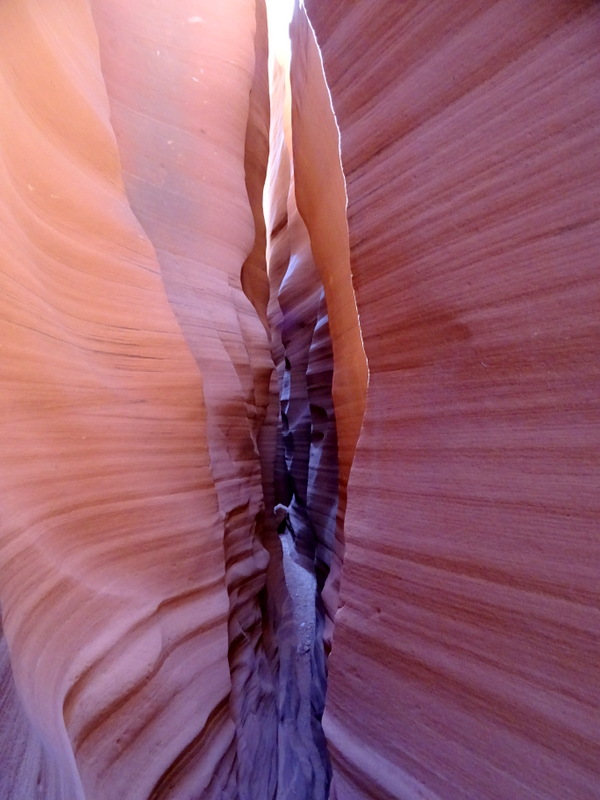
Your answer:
[0,1,599,799]
[306,2,600,799]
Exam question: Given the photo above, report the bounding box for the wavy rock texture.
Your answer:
[89,5,279,797]
[0,1,275,799]
[2,1,600,799]
[0,2,238,798]
[304,1,600,798]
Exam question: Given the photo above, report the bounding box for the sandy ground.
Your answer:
[280,530,316,654]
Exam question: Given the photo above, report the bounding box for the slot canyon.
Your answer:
[0,1,599,799]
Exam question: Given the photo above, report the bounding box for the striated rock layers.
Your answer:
[306,2,600,799]
[1,1,599,800]
[0,1,276,798]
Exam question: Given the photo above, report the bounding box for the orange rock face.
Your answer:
[1,1,599,799]
[0,1,273,798]
[89,3,279,795]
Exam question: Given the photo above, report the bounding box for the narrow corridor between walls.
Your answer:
[251,1,367,798]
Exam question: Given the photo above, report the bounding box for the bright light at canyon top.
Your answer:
[266,0,295,66]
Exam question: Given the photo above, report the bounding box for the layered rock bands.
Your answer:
[0,2,598,800]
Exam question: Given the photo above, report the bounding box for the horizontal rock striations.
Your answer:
[304,1,600,798]
[90,2,278,796]
[0,1,234,798]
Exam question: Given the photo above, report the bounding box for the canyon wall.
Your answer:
[0,1,277,798]
[89,3,279,796]
[304,1,600,798]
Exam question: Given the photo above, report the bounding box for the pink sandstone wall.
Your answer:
[304,1,600,798]
[89,4,279,795]
[0,1,234,798]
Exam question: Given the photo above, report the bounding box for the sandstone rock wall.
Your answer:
[0,1,276,798]
[304,2,600,798]
[289,5,369,643]
[89,4,278,795]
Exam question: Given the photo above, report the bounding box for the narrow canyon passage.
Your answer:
[0,2,599,800]
[246,3,368,796]
[85,2,365,797]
